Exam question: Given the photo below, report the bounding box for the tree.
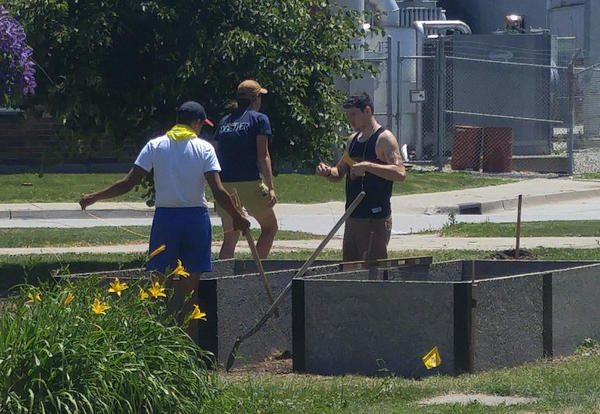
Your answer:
[8,0,378,166]
[0,6,35,106]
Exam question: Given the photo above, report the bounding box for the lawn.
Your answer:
[437,220,600,237]
[3,247,600,412]
[0,226,318,248]
[3,247,600,293]
[212,351,600,413]
[0,171,514,204]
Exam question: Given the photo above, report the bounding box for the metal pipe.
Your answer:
[412,20,471,160]
[386,35,393,130]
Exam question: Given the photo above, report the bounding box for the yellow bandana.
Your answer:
[166,124,197,141]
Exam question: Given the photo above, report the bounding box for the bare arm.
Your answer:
[256,135,277,206]
[315,135,352,182]
[350,131,406,182]
[205,171,250,231]
[79,166,147,210]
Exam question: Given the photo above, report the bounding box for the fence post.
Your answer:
[433,37,446,168]
[568,61,576,176]
[386,35,393,133]
[438,37,447,168]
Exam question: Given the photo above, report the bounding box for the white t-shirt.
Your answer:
[134,135,221,208]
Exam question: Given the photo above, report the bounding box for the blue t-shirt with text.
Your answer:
[213,109,272,182]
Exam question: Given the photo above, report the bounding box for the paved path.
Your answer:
[2,177,600,255]
[1,235,599,256]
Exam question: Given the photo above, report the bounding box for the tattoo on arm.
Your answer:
[386,148,402,166]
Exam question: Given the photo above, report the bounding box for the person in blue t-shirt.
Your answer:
[213,79,278,259]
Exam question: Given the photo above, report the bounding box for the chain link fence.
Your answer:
[573,64,600,174]
[403,36,600,175]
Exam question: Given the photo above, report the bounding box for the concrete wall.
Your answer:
[472,274,544,372]
[461,260,598,281]
[197,264,342,367]
[551,264,600,356]
[294,260,600,377]
[294,275,455,377]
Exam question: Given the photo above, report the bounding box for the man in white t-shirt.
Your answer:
[79,101,250,339]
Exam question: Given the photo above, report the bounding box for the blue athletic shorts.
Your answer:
[147,207,212,274]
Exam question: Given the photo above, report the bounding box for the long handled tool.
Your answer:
[243,227,279,318]
[225,191,366,371]
[228,189,278,316]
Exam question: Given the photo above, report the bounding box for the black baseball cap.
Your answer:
[176,101,214,127]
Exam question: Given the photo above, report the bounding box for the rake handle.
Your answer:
[226,191,365,370]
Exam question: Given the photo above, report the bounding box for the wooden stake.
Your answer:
[515,194,522,259]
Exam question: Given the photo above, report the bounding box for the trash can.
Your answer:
[483,127,512,173]
[451,125,483,171]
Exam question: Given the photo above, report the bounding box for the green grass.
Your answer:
[575,173,600,180]
[3,247,600,294]
[0,226,318,248]
[437,220,600,237]
[1,277,218,413]
[3,248,600,412]
[211,351,600,413]
[0,171,514,203]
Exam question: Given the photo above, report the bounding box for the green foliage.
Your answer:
[8,0,378,165]
[0,277,218,413]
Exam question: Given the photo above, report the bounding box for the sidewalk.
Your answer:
[2,177,600,218]
[2,177,600,255]
[1,235,599,256]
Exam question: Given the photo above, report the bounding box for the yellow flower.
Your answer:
[138,286,149,300]
[170,259,189,278]
[148,281,167,299]
[91,298,110,315]
[26,292,41,304]
[149,244,166,258]
[108,278,128,297]
[189,304,207,321]
[63,292,74,307]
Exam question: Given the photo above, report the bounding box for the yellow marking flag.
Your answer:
[342,151,365,176]
[422,346,442,370]
[342,151,356,166]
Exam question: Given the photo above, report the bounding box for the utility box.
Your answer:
[483,127,513,172]
[451,125,483,171]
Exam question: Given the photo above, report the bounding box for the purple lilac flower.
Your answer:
[0,6,36,98]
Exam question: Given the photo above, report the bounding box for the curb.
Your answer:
[425,188,600,215]
[0,209,221,220]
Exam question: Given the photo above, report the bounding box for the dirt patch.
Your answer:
[418,393,538,407]
[486,249,535,260]
[223,350,293,377]
[224,357,293,377]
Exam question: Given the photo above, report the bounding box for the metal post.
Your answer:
[438,36,447,168]
[433,40,440,165]
[397,41,402,147]
[568,62,576,175]
[386,35,393,131]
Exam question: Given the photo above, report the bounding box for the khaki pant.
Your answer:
[342,216,392,262]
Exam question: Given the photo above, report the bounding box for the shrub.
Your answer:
[0,276,218,413]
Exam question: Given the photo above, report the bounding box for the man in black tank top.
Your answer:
[316,92,406,261]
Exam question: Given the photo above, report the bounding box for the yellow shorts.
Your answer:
[216,180,271,228]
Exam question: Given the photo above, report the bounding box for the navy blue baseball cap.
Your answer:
[176,101,214,127]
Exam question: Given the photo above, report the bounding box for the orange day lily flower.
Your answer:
[63,292,74,307]
[149,244,166,258]
[189,304,207,321]
[91,298,110,315]
[108,278,128,297]
[148,281,167,299]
